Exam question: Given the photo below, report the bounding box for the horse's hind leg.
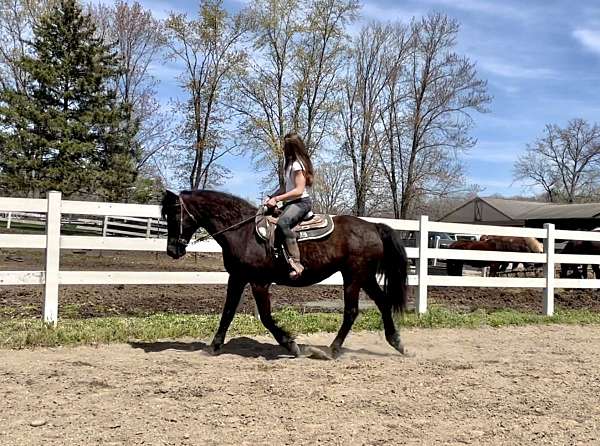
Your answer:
[330,279,360,358]
[363,278,405,355]
[251,282,302,357]
[211,276,247,353]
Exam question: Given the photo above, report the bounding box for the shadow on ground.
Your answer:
[128,335,399,360]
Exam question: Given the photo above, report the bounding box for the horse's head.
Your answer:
[525,237,544,253]
[161,190,199,259]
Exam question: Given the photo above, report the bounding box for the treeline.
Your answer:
[513,119,600,204]
[0,0,491,216]
[0,0,166,202]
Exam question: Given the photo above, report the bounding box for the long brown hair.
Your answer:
[283,132,314,187]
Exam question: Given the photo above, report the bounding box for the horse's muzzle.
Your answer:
[167,242,186,259]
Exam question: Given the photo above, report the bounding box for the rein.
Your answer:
[177,194,262,246]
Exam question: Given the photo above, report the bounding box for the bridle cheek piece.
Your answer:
[176,195,197,247]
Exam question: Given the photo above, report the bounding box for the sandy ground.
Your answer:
[2,325,600,445]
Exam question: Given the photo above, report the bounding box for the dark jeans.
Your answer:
[276,198,312,242]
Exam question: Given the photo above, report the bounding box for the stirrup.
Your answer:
[288,258,304,279]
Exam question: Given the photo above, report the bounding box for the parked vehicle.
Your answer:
[454,233,479,241]
[400,231,456,248]
[429,232,456,248]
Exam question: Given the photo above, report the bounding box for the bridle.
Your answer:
[175,195,197,247]
[174,194,262,247]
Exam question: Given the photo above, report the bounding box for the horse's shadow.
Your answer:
[128,336,397,360]
[129,337,302,360]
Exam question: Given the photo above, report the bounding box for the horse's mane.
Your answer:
[190,190,257,212]
[161,191,176,219]
[160,189,257,221]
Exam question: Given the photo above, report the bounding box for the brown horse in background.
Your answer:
[446,236,543,276]
[559,240,600,279]
[446,239,500,276]
[480,235,544,273]
[479,235,543,254]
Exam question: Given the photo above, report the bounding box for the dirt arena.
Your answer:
[2,325,600,445]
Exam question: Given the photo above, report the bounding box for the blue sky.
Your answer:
[110,0,600,201]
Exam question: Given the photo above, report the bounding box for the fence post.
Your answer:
[417,215,429,314]
[43,191,62,325]
[146,218,152,238]
[543,223,555,316]
[432,236,440,267]
[6,211,12,229]
[102,215,108,237]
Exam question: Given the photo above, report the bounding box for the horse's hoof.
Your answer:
[329,344,342,359]
[286,341,303,357]
[302,345,332,360]
[209,343,223,355]
[386,334,405,353]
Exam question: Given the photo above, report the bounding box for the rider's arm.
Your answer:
[265,186,284,203]
[273,170,306,203]
[268,186,284,197]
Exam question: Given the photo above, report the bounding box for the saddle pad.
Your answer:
[255,213,334,243]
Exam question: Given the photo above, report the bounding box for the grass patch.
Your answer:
[2,306,600,349]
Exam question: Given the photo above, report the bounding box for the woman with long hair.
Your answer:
[264,132,314,279]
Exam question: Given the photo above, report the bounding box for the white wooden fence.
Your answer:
[1,191,599,325]
[1,210,167,237]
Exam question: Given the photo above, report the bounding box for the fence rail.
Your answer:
[0,191,598,324]
[1,206,167,238]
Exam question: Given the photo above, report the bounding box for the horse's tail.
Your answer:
[375,223,408,314]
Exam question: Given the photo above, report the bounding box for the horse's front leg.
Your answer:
[211,276,247,353]
[251,282,302,357]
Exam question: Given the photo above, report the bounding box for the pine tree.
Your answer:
[0,0,139,199]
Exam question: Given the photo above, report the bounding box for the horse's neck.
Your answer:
[193,193,255,232]
[192,192,256,251]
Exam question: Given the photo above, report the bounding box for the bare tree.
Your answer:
[0,0,52,91]
[291,0,358,151]
[514,119,600,203]
[513,148,559,202]
[311,160,351,214]
[164,0,246,190]
[233,0,357,189]
[339,22,393,216]
[374,22,412,218]
[91,1,170,173]
[380,14,490,219]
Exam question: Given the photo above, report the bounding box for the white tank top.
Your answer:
[284,160,310,200]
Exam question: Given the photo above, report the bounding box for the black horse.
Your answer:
[161,190,409,358]
[559,240,600,279]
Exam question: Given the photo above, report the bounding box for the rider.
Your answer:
[264,132,314,279]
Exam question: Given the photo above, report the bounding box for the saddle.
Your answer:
[255,210,334,246]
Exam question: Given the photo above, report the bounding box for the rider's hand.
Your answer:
[266,197,278,208]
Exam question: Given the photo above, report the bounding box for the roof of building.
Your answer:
[440,197,600,223]
[481,198,548,219]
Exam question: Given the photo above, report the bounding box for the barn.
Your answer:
[440,196,600,230]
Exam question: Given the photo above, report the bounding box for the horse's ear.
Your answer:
[165,189,178,199]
